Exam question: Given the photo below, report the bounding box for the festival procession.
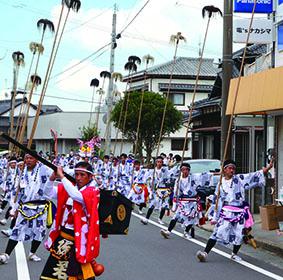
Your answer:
[0,0,283,280]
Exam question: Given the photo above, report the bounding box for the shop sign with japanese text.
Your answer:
[233,18,273,43]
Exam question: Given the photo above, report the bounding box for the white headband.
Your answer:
[9,160,17,164]
[224,163,236,169]
[74,167,94,175]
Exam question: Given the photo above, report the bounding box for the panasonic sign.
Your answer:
[234,0,273,13]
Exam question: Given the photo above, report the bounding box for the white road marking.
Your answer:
[133,212,283,280]
[15,242,31,280]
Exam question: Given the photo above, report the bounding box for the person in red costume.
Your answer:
[40,161,101,280]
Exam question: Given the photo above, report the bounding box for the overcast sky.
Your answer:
[0,0,232,111]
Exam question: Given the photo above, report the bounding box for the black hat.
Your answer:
[174,154,181,162]
[181,162,191,169]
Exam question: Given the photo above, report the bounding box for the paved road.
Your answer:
[0,213,282,280]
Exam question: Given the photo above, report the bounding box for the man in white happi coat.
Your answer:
[116,154,132,196]
[107,157,120,190]
[0,158,24,237]
[0,157,18,216]
[0,155,8,191]
[98,155,111,189]
[160,162,212,239]
[196,159,273,263]
[127,160,149,209]
[0,154,52,264]
[141,156,171,225]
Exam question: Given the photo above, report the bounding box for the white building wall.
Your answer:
[150,78,213,110]
[27,112,123,140]
[155,137,192,159]
[34,138,133,155]
[129,77,213,110]
[27,112,133,155]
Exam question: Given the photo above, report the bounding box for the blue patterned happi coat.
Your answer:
[209,170,266,246]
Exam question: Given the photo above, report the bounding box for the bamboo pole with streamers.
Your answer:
[174,5,223,201]
[150,32,186,191]
[215,1,257,212]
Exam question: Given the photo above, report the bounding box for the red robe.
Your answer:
[45,183,100,264]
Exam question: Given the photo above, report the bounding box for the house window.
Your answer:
[171,138,188,151]
[278,23,283,51]
[169,93,185,106]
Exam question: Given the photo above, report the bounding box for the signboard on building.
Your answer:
[233,18,273,43]
[278,24,283,51]
[234,0,273,13]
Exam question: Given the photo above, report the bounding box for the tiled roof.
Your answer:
[125,57,219,79]
[0,98,62,116]
[233,44,267,59]
[0,99,24,115]
[41,105,62,114]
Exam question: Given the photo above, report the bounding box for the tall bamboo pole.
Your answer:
[215,1,257,211]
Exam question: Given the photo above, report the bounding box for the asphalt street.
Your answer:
[0,212,282,280]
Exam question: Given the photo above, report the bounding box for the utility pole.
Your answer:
[105,4,117,155]
[221,0,233,160]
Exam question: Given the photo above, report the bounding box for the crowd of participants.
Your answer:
[0,149,274,272]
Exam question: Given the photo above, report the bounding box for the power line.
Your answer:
[51,46,110,85]
[50,42,111,80]
[119,0,152,35]
[33,92,102,104]
[62,8,112,34]
[50,0,152,83]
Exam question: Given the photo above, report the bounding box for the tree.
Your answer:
[80,123,99,142]
[111,91,182,162]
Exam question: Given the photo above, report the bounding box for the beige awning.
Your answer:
[226,66,283,115]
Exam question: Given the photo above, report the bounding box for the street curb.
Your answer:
[256,239,283,258]
[198,225,283,258]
